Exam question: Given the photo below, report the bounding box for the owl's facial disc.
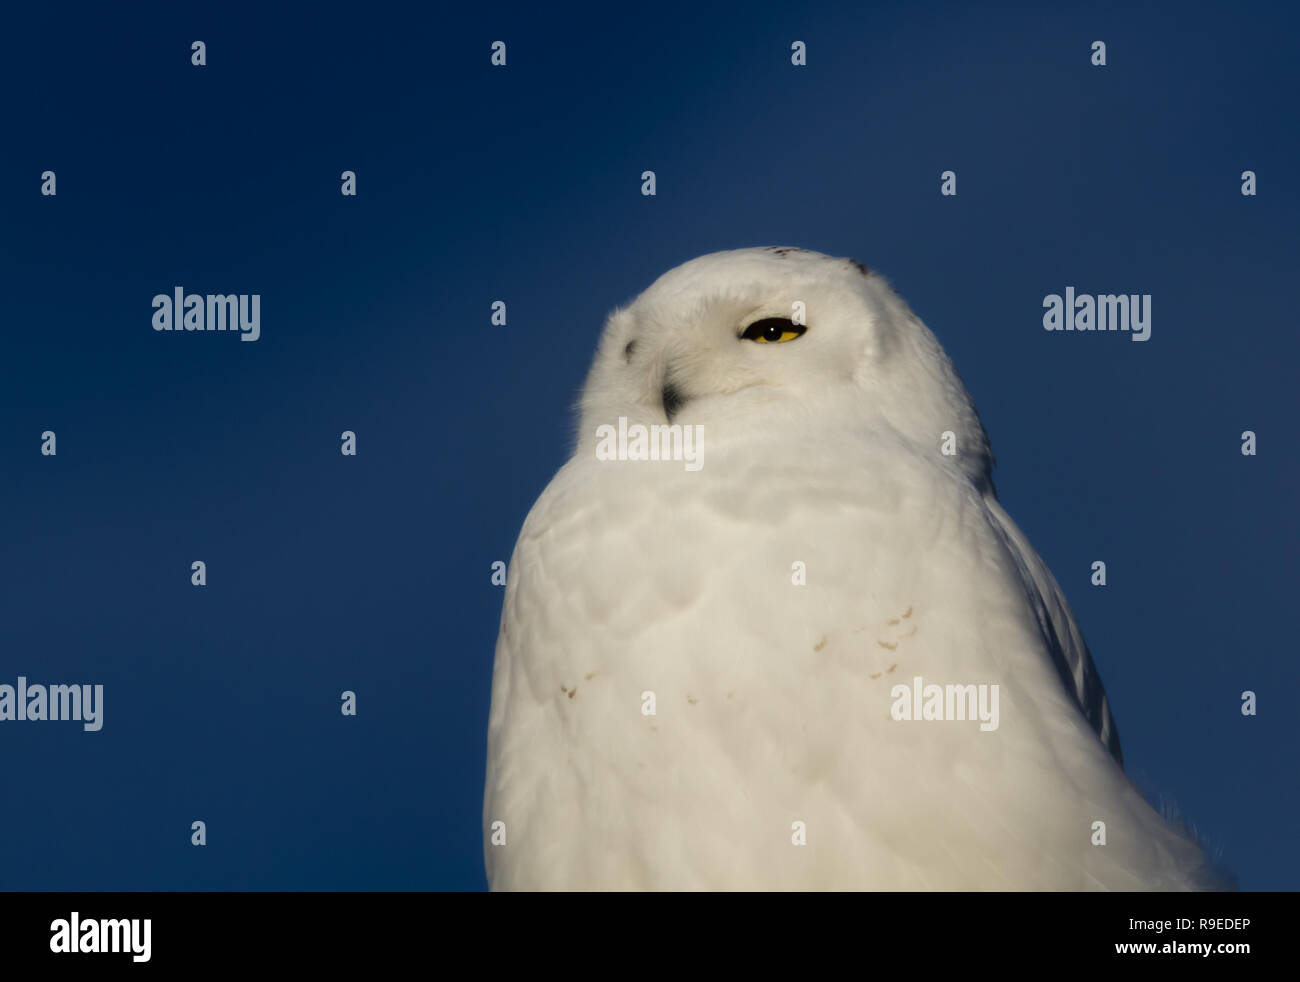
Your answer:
[656,313,811,422]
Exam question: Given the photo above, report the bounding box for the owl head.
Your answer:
[577,247,994,489]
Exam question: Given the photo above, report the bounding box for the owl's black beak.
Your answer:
[661,378,687,423]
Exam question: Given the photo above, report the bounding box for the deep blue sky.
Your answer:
[2,1,1295,890]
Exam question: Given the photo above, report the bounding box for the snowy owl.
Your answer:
[483,246,1221,890]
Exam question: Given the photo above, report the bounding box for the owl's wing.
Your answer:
[982,495,1123,764]
[483,457,623,889]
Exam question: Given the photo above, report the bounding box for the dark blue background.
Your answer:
[2,1,1295,890]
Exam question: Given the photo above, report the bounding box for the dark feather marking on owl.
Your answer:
[662,379,687,422]
[848,259,871,277]
[624,339,637,362]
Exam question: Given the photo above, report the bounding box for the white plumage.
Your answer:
[483,247,1219,890]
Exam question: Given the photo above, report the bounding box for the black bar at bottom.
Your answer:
[0,890,1279,969]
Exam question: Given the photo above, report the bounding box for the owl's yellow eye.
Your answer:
[741,318,807,343]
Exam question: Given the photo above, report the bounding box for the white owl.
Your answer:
[483,247,1221,890]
